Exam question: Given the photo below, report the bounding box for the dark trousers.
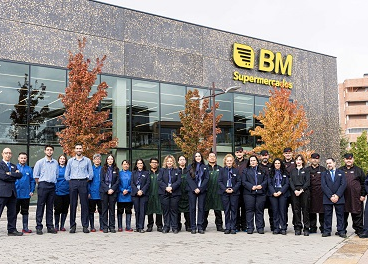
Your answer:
[101,192,117,230]
[69,179,89,228]
[270,195,288,231]
[344,209,364,234]
[236,190,247,230]
[203,210,223,230]
[324,203,344,234]
[54,194,70,215]
[160,195,180,231]
[221,194,239,231]
[291,190,310,231]
[16,198,30,215]
[188,192,206,231]
[132,196,148,230]
[178,212,191,231]
[265,196,274,230]
[0,195,18,232]
[243,194,266,231]
[117,202,133,214]
[147,213,163,228]
[36,182,55,229]
[89,199,102,214]
[309,213,324,232]
[364,203,368,231]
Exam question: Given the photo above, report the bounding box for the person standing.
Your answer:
[117,160,133,232]
[33,145,58,235]
[339,153,366,236]
[100,154,120,233]
[259,150,274,232]
[0,148,23,236]
[268,158,290,235]
[306,153,326,234]
[282,148,295,177]
[131,159,150,233]
[321,158,347,238]
[158,155,181,233]
[289,154,310,236]
[15,152,35,233]
[235,146,247,232]
[65,143,93,234]
[204,152,224,232]
[187,152,209,234]
[359,175,368,238]
[88,154,103,232]
[146,157,163,232]
[242,155,267,234]
[218,154,241,234]
[177,155,191,232]
[54,154,69,232]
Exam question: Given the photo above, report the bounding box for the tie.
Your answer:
[227,168,232,188]
[168,169,172,186]
[330,170,335,182]
[7,162,11,172]
[137,171,142,189]
[253,167,258,185]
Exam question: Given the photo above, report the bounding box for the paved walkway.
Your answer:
[0,205,365,264]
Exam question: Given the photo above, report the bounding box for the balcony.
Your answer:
[347,119,368,128]
[346,105,368,115]
[345,92,368,102]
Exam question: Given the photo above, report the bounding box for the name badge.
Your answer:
[142,175,146,177]
[258,172,261,175]
[338,173,342,176]
[301,171,305,174]
[317,172,321,174]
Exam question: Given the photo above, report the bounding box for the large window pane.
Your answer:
[0,62,29,143]
[234,94,254,149]
[132,80,159,148]
[101,76,130,148]
[132,149,158,168]
[216,92,233,152]
[160,83,185,150]
[30,66,66,144]
[254,96,269,146]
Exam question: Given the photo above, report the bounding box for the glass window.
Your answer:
[216,92,233,151]
[28,145,64,167]
[101,76,130,148]
[160,83,185,150]
[0,62,29,143]
[29,66,66,144]
[132,149,159,169]
[131,80,159,149]
[234,94,255,149]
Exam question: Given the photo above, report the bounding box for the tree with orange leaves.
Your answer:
[173,89,222,158]
[250,87,313,159]
[57,38,118,158]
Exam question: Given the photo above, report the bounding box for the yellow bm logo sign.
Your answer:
[233,43,293,76]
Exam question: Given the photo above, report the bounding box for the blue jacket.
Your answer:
[118,170,132,202]
[55,165,69,196]
[15,164,35,199]
[218,167,241,196]
[89,165,101,200]
[242,166,268,195]
[321,169,347,205]
[158,168,182,197]
[186,163,209,193]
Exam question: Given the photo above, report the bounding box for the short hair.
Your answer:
[18,152,27,157]
[162,155,177,169]
[208,151,216,157]
[45,145,54,150]
[75,143,83,148]
[93,153,102,159]
[150,157,159,163]
[326,157,335,162]
[223,154,235,168]
[294,154,306,167]
[121,160,130,165]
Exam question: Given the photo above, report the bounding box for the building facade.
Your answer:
[0,0,339,165]
[339,74,368,143]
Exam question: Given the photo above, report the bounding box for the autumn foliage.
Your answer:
[173,89,222,158]
[57,38,118,158]
[250,87,313,159]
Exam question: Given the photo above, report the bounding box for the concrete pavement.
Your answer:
[0,205,364,264]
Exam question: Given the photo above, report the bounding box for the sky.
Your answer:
[97,0,368,83]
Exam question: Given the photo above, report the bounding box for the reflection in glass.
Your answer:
[234,94,254,149]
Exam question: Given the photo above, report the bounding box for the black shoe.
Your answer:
[69,226,76,233]
[273,230,280,235]
[157,227,163,232]
[230,230,237,234]
[162,229,168,234]
[295,230,302,236]
[258,229,264,234]
[339,233,347,238]
[310,228,317,233]
[191,230,196,234]
[139,229,145,233]
[36,229,43,235]
[173,229,179,234]
[198,230,205,234]
[217,227,225,232]
[103,229,108,233]
[322,232,331,237]
[8,230,23,236]
[281,230,287,235]
[82,227,90,233]
[335,231,339,236]
[146,227,153,232]
[224,229,231,234]
[359,232,368,238]
[109,229,116,233]
[304,230,310,236]
[47,228,57,234]
[247,230,254,234]
[186,227,192,232]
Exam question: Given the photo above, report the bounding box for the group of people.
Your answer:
[1,144,368,239]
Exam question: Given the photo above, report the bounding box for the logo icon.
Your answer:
[233,43,254,69]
